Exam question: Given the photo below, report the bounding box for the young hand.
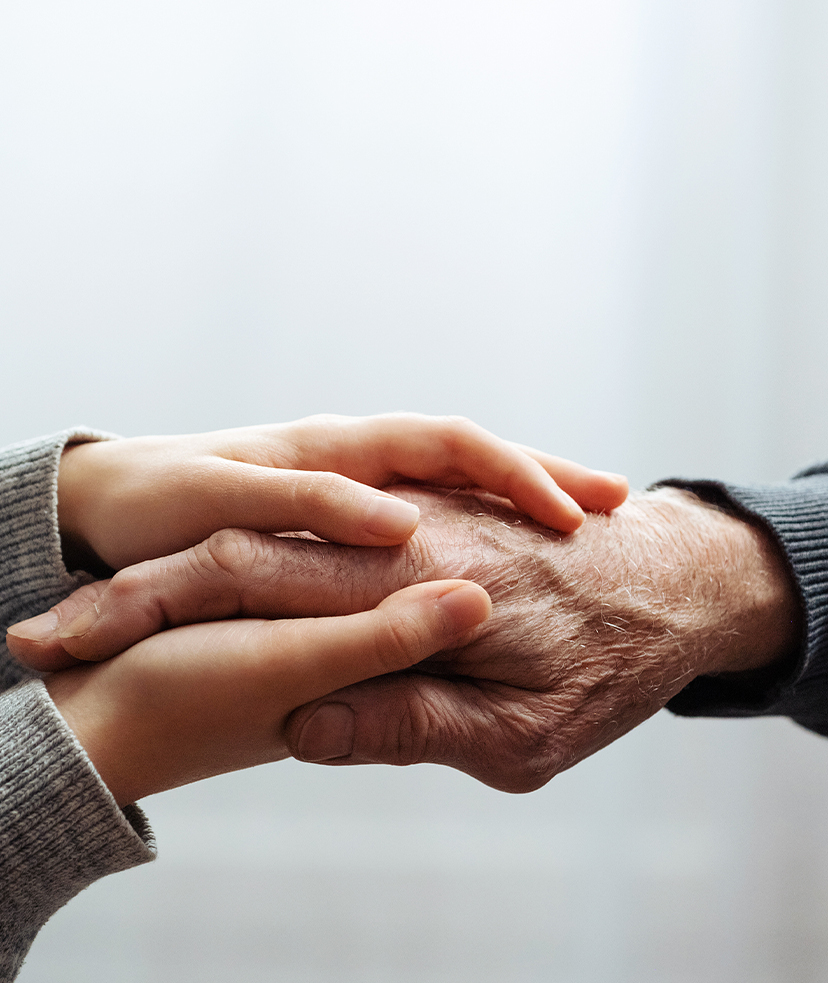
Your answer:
[44,579,491,807]
[57,414,627,569]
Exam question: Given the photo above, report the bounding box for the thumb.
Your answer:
[6,580,111,671]
[285,673,554,794]
[5,529,383,672]
[284,580,492,700]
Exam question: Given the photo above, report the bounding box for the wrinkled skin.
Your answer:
[283,485,800,791]
[8,486,800,795]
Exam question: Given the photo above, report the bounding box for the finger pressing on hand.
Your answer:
[275,581,493,706]
[285,674,559,794]
[6,529,378,672]
[249,414,589,533]
[43,581,492,806]
[510,443,629,515]
[206,422,599,542]
[199,460,422,547]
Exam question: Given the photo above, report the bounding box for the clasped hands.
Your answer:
[7,414,800,806]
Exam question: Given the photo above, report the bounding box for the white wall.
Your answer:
[4,2,828,981]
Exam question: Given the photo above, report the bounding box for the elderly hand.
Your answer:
[57,414,627,570]
[283,486,802,790]
[9,486,800,791]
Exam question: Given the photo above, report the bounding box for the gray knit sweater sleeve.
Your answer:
[0,432,155,982]
[658,465,828,735]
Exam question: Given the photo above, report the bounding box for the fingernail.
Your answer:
[364,495,420,540]
[434,583,492,633]
[6,609,58,642]
[295,703,355,761]
[58,606,99,639]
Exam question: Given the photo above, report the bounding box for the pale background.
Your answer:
[3,1,828,981]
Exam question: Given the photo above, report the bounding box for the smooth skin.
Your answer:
[43,580,492,807]
[56,413,628,570]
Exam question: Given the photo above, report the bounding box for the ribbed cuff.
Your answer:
[0,679,155,980]
[0,429,113,692]
[656,470,828,733]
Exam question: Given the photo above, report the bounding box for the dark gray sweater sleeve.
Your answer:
[658,465,828,736]
[0,432,156,982]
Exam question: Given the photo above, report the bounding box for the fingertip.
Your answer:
[605,473,630,507]
[540,491,586,534]
[6,612,80,672]
[57,606,99,641]
[433,581,492,633]
[586,471,629,511]
[363,494,420,543]
[7,610,59,644]
[542,464,629,517]
[562,501,587,531]
[4,629,76,672]
[3,629,28,662]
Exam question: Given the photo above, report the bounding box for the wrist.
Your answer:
[45,665,136,807]
[57,442,112,575]
[641,488,803,677]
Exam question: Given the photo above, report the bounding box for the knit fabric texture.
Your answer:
[0,432,155,982]
[660,466,828,734]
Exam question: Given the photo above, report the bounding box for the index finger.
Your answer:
[270,414,589,531]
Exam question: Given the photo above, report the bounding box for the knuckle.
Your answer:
[433,415,481,455]
[199,527,262,578]
[106,563,149,601]
[291,413,348,442]
[375,610,429,675]
[401,533,441,583]
[441,413,475,431]
[295,471,349,514]
[301,412,345,427]
[64,581,108,608]
[345,682,433,768]
[489,706,559,794]
[275,415,350,466]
